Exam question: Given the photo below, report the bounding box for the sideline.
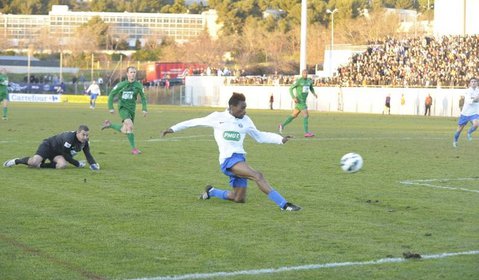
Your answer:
[128,250,479,280]
[400,177,479,194]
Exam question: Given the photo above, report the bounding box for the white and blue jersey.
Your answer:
[170,110,284,164]
[458,87,479,125]
[86,83,101,99]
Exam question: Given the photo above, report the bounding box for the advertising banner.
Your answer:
[9,93,62,103]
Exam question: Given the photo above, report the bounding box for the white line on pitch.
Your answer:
[128,250,479,280]
[400,178,479,194]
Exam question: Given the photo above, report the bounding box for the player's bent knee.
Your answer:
[231,191,246,203]
[56,162,68,169]
[29,162,41,168]
[28,158,42,168]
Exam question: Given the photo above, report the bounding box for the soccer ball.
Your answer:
[340,153,363,173]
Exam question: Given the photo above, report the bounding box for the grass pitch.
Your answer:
[0,102,478,280]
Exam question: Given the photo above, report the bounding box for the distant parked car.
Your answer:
[158,78,184,86]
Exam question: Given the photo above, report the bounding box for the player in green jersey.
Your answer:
[279,69,317,137]
[101,66,148,155]
[0,68,9,120]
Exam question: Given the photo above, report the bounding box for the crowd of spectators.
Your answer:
[227,75,296,86]
[335,35,479,88]
[224,35,479,88]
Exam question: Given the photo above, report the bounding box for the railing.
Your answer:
[144,85,187,105]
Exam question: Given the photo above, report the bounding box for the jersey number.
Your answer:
[122,91,134,99]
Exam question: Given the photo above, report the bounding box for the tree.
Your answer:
[339,8,401,45]
[395,0,416,9]
[188,2,207,14]
[143,33,164,50]
[131,49,162,61]
[160,0,188,13]
[135,39,142,50]
[0,26,11,49]
[116,39,130,50]
[208,0,263,35]
[34,26,62,52]
[177,30,225,65]
[1,0,42,14]
[74,16,110,51]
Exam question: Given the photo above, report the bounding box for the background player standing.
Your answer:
[0,68,9,120]
[86,80,101,109]
[102,66,147,155]
[279,69,317,137]
[453,77,479,147]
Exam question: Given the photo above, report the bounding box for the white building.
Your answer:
[434,0,479,36]
[0,5,220,48]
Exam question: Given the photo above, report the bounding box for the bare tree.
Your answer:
[177,30,225,65]
[339,9,401,45]
[0,27,12,50]
[34,26,62,53]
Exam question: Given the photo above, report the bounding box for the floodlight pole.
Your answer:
[327,8,338,77]
[91,53,94,82]
[27,44,34,88]
[299,0,307,74]
[59,50,63,82]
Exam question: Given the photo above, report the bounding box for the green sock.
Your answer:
[110,123,122,132]
[2,107,7,118]
[127,133,136,148]
[282,116,294,127]
[303,116,309,133]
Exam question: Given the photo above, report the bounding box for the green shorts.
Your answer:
[119,107,135,122]
[295,102,307,111]
[0,92,8,102]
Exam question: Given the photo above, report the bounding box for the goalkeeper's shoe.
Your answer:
[281,202,302,211]
[3,158,18,167]
[199,185,214,200]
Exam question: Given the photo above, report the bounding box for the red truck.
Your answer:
[145,62,206,83]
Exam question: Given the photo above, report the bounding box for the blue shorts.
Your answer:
[220,153,248,188]
[90,93,99,100]
[458,114,479,126]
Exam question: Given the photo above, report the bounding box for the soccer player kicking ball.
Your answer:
[102,66,147,155]
[162,92,301,211]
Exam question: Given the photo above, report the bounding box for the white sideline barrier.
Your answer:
[185,76,465,117]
